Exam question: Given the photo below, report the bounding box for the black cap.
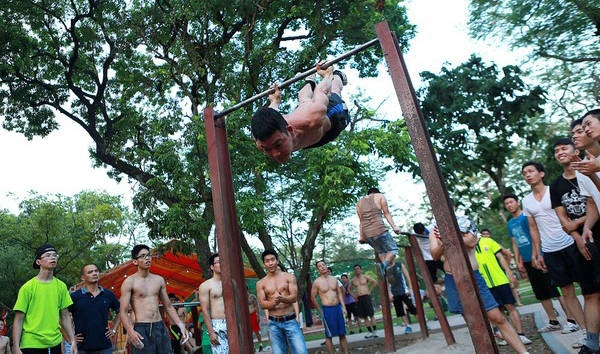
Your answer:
[33,243,57,269]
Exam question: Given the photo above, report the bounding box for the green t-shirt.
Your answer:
[474,237,509,288]
[13,277,73,349]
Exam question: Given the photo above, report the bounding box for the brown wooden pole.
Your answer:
[406,235,455,344]
[377,269,396,353]
[204,106,253,353]
[403,246,429,340]
[375,21,498,353]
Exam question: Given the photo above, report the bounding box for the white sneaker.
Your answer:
[538,323,562,332]
[561,322,580,334]
[496,339,508,346]
[572,331,587,349]
[520,334,532,345]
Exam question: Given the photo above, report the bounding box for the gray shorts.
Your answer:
[130,321,172,354]
[210,319,229,354]
[366,231,398,256]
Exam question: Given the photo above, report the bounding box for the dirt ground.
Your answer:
[308,314,552,353]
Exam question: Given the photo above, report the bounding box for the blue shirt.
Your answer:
[507,213,533,262]
[70,286,120,351]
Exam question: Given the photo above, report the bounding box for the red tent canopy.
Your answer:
[78,248,257,300]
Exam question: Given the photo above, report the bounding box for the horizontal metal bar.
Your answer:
[400,231,429,239]
[214,38,380,118]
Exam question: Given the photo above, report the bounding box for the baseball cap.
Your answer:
[33,243,57,269]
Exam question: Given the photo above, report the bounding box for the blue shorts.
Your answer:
[322,304,346,338]
[489,283,516,307]
[445,271,498,314]
[365,231,398,257]
[305,93,349,149]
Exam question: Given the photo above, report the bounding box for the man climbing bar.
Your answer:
[251,63,349,163]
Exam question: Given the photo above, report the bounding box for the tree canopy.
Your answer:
[468,0,600,115]
[0,0,416,292]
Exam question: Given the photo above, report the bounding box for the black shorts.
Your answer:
[305,93,349,149]
[426,260,445,283]
[544,243,580,288]
[489,284,516,307]
[573,242,600,295]
[524,261,560,300]
[21,345,61,354]
[392,294,416,318]
[356,295,374,319]
[344,302,359,320]
[131,321,172,354]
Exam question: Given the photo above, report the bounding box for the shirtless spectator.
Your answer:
[198,254,228,354]
[340,274,361,334]
[349,264,379,339]
[0,321,9,354]
[256,249,307,354]
[119,244,188,353]
[311,260,348,354]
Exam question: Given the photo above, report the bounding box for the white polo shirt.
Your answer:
[522,185,574,253]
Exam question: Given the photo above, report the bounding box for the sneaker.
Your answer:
[578,345,600,354]
[519,335,532,345]
[562,322,580,334]
[538,323,562,332]
[572,332,587,349]
[320,341,326,346]
[371,332,379,338]
[364,332,373,339]
[333,69,348,86]
[496,339,508,346]
[404,326,412,334]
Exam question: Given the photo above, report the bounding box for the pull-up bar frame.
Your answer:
[203,20,498,353]
[214,38,380,118]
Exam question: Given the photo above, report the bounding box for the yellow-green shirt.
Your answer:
[474,237,509,288]
[13,277,72,349]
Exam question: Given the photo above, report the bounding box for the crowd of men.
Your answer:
[5,109,600,354]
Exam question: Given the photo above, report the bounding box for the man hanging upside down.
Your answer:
[251,63,349,163]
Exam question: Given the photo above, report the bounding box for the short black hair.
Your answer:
[80,264,100,275]
[353,264,361,269]
[315,260,326,267]
[341,274,348,278]
[570,118,584,130]
[251,107,288,141]
[262,249,278,262]
[131,244,150,259]
[522,161,545,173]
[480,228,490,233]
[502,193,519,202]
[582,109,600,121]
[413,222,426,234]
[367,187,380,195]
[208,253,219,266]
[552,137,574,149]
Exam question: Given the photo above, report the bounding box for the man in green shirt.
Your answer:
[12,243,77,354]
[474,236,531,346]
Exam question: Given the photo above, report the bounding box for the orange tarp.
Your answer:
[80,249,257,300]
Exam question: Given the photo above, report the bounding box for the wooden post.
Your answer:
[204,106,253,353]
[376,21,498,353]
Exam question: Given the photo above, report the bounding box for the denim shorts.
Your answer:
[268,317,307,354]
[365,231,398,256]
[445,271,498,314]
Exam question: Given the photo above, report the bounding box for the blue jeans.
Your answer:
[268,318,307,354]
